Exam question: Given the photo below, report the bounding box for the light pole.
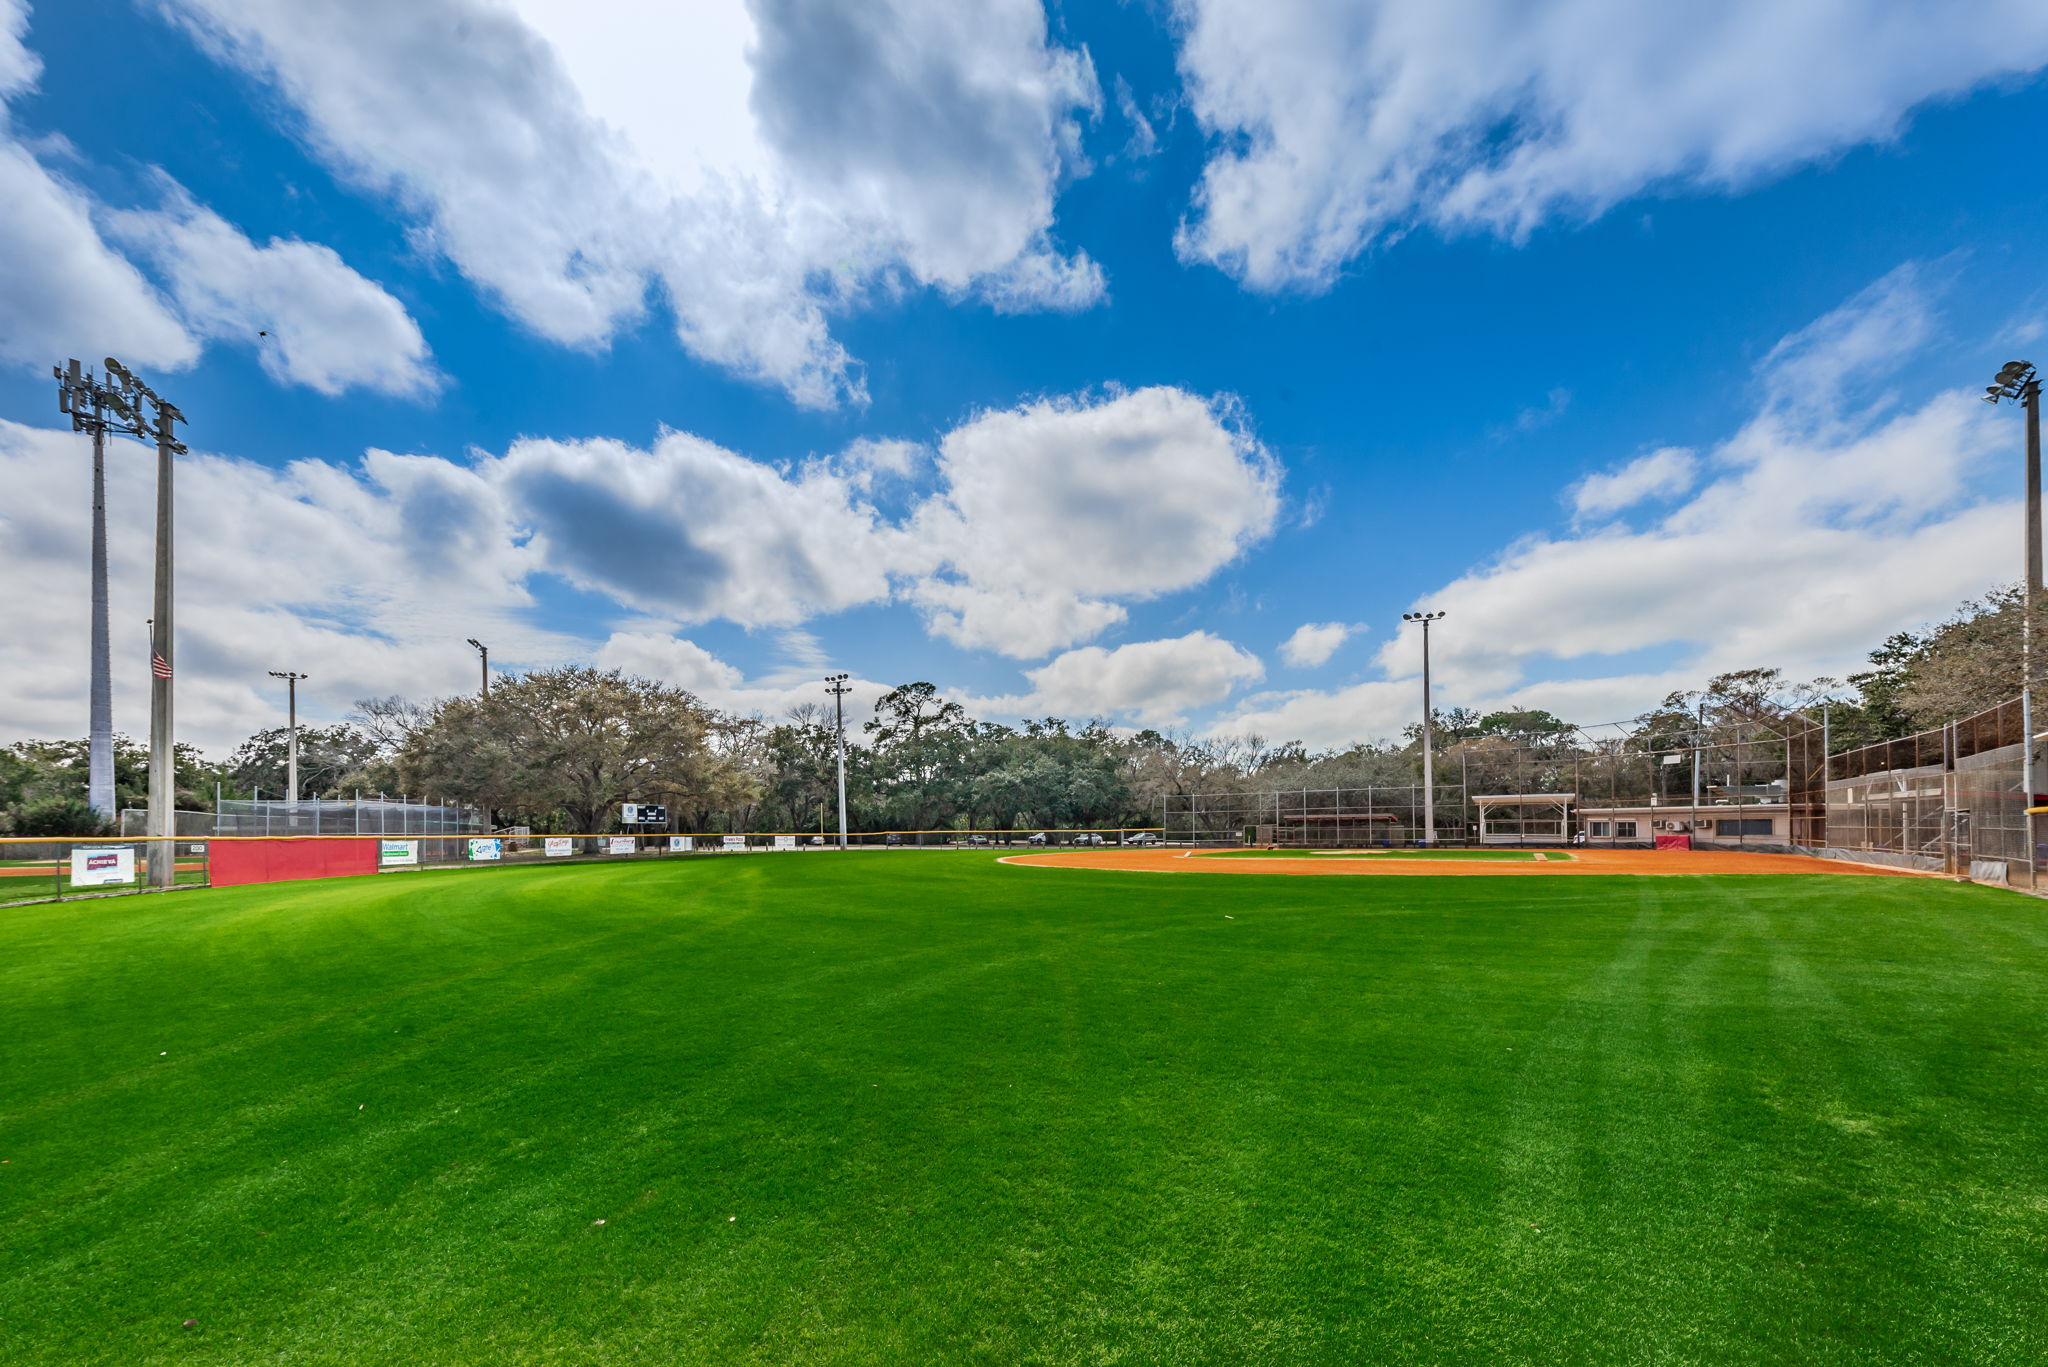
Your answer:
[53,360,118,821]
[62,359,183,884]
[1985,359,2042,881]
[466,638,490,697]
[826,673,851,848]
[1403,611,1445,845]
[268,671,308,801]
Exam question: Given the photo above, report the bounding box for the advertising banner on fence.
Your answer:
[71,846,134,886]
[607,836,636,855]
[722,835,746,851]
[669,836,693,852]
[378,839,418,866]
[773,835,797,850]
[468,838,503,862]
[545,837,574,858]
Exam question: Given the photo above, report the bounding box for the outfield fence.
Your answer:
[0,827,1166,907]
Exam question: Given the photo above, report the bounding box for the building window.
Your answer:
[1716,818,1773,836]
[1588,821,1610,837]
[1615,821,1638,838]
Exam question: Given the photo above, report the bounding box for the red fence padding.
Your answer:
[1654,834,1692,851]
[211,838,378,888]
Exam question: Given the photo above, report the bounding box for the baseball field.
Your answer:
[2,851,2042,1365]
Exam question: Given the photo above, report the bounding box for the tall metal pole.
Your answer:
[54,360,117,821]
[827,673,851,848]
[1421,618,1435,846]
[1986,362,2042,884]
[1404,611,1444,845]
[468,638,490,697]
[87,390,114,820]
[2025,377,2042,882]
[147,400,178,887]
[269,671,307,800]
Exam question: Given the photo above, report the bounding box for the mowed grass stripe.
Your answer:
[1,858,2044,1365]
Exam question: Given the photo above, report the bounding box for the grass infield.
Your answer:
[2,856,2044,1365]
[1193,847,1547,861]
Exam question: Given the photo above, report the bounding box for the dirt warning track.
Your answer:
[1000,848,1929,877]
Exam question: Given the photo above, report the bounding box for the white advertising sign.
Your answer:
[669,836,693,852]
[467,838,503,862]
[722,835,746,851]
[71,846,135,887]
[378,839,418,866]
[545,837,574,857]
[607,836,636,855]
[773,835,797,850]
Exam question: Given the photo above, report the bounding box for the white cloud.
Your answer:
[969,631,1264,726]
[0,419,565,754]
[1173,0,2048,290]
[0,0,32,95]
[907,386,1281,656]
[591,633,743,694]
[486,386,1276,657]
[1571,447,1697,520]
[1216,266,2019,748]
[0,0,194,371]
[0,4,432,397]
[159,0,1103,406]
[0,383,1278,751]
[106,185,436,398]
[592,629,893,724]
[1278,620,1353,667]
[487,431,903,628]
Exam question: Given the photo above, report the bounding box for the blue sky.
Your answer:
[4,0,2048,754]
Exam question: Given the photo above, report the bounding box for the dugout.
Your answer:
[1473,793,1575,846]
[1267,811,1402,848]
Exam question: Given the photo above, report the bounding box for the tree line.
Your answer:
[1,586,2036,836]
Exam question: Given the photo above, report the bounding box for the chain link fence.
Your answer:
[1818,697,2038,884]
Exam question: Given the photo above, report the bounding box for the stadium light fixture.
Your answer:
[267,671,309,803]
[826,673,852,849]
[466,638,490,697]
[1985,360,2043,881]
[1402,612,1446,846]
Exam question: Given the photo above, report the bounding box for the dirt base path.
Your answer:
[1000,848,1930,878]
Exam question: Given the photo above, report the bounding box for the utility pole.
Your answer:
[1402,612,1445,845]
[269,671,308,802]
[53,361,117,821]
[1985,360,2042,883]
[466,638,490,697]
[826,673,851,848]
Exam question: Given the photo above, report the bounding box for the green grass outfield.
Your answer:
[3,856,2044,1366]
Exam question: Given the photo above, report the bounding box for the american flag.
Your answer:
[151,652,173,680]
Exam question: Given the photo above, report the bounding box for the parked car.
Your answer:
[965,834,991,846]
[1072,832,1103,847]
[884,833,903,847]
[1026,832,1050,846]
[1128,831,1160,846]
